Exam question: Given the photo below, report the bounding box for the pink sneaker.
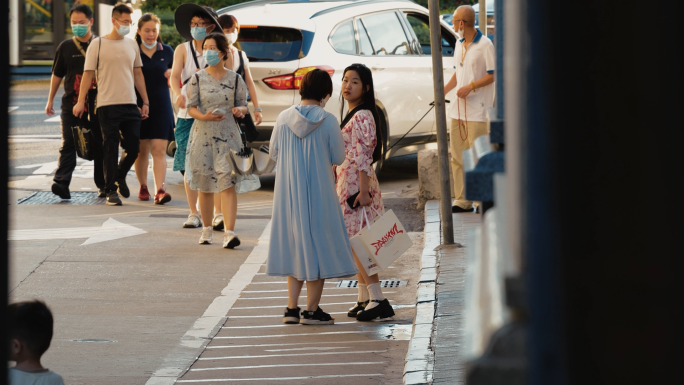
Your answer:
[138,184,150,201]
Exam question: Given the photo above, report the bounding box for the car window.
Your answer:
[238,26,303,62]
[406,14,430,54]
[405,13,456,57]
[329,20,356,55]
[360,12,410,55]
[356,19,374,56]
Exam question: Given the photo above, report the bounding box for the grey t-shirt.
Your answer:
[84,36,143,108]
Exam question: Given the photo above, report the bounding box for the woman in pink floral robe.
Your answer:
[335,63,395,322]
[337,109,384,238]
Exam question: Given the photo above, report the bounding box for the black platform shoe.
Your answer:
[356,299,395,321]
[347,300,369,317]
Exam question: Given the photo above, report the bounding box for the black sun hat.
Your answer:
[174,3,221,42]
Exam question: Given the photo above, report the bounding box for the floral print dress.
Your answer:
[185,69,247,193]
[336,109,385,239]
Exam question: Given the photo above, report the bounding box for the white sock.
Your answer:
[203,226,212,231]
[357,284,369,302]
[225,230,235,236]
[365,283,384,310]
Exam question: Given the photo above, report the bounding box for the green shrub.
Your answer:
[160,24,184,49]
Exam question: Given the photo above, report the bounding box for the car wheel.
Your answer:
[372,114,388,177]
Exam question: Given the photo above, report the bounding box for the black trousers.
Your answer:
[54,112,105,189]
[97,104,141,193]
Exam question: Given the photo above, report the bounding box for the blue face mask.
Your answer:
[142,40,157,50]
[203,49,221,67]
[116,24,131,36]
[71,24,89,38]
[191,26,208,41]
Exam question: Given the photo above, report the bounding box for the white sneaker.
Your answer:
[212,213,224,231]
[223,230,241,249]
[183,213,201,228]
[199,226,213,244]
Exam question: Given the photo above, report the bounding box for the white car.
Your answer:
[220,0,457,173]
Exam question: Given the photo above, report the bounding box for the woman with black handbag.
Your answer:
[218,14,261,140]
[185,33,247,249]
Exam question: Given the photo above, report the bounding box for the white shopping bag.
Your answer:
[349,207,413,276]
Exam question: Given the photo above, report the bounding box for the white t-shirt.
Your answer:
[8,368,65,385]
[449,29,495,123]
[229,46,249,73]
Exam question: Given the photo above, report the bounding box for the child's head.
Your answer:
[8,300,54,363]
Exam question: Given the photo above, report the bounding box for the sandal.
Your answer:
[300,307,335,325]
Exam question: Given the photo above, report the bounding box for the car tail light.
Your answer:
[263,65,335,90]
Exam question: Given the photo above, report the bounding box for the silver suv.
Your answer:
[219,0,457,172]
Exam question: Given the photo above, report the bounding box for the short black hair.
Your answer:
[69,4,93,19]
[202,33,230,62]
[112,2,133,18]
[299,69,333,101]
[8,300,54,359]
[218,14,239,32]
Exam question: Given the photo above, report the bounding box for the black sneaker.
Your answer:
[116,177,130,198]
[452,205,472,213]
[106,191,122,206]
[347,300,369,317]
[97,188,106,198]
[300,307,334,325]
[283,307,301,324]
[51,182,71,199]
[356,299,395,322]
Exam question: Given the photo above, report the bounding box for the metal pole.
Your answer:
[479,0,487,36]
[428,0,454,245]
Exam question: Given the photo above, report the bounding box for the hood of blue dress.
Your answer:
[287,104,328,138]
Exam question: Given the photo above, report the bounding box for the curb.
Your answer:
[403,200,440,384]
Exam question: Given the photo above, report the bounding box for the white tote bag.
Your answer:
[349,207,413,276]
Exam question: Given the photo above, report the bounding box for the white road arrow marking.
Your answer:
[17,161,59,175]
[9,218,147,246]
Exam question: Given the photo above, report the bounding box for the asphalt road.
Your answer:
[8,81,425,383]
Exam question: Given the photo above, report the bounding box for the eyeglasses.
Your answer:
[115,19,135,27]
[190,22,211,28]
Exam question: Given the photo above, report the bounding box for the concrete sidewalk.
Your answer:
[403,201,482,384]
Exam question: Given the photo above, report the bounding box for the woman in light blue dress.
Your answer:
[267,69,357,325]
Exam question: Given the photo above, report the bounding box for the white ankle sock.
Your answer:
[365,283,384,310]
[225,230,235,236]
[357,284,369,302]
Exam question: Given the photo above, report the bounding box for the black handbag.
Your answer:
[233,73,259,142]
[71,116,102,161]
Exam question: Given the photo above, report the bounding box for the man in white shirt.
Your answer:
[444,5,495,212]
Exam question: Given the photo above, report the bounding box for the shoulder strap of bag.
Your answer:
[237,50,245,78]
[188,40,201,70]
[72,36,87,57]
[234,73,240,107]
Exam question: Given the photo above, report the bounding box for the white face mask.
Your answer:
[320,95,330,108]
[225,31,238,45]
